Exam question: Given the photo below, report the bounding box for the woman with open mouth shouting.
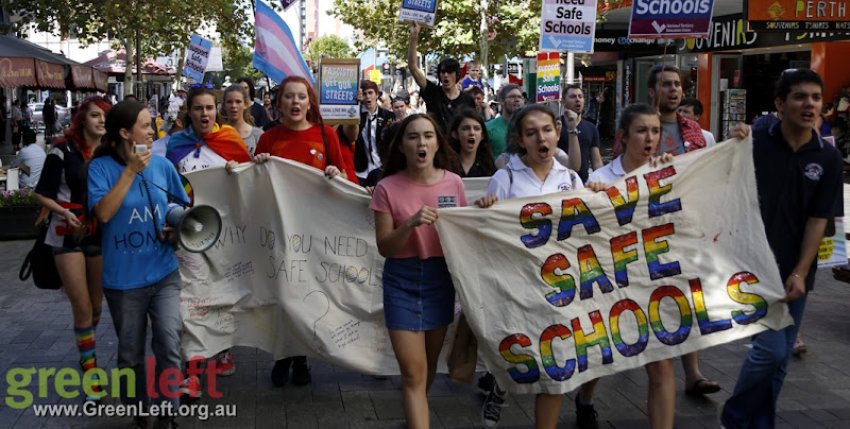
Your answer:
[165,86,253,175]
[253,75,356,389]
[448,108,496,178]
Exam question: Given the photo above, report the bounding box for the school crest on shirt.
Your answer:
[803,163,823,181]
[438,196,457,208]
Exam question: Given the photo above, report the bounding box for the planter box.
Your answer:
[0,205,40,240]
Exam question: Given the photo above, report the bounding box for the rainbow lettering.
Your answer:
[577,245,614,299]
[606,176,639,226]
[520,203,553,249]
[689,278,733,335]
[541,253,577,307]
[571,310,614,372]
[726,272,768,325]
[609,299,650,357]
[648,286,692,346]
[610,232,639,288]
[540,324,576,381]
[557,198,601,240]
[642,223,681,280]
[644,167,682,218]
[500,334,540,383]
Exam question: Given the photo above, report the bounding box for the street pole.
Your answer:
[136,28,143,101]
[566,52,575,85]
[479,0,489,84]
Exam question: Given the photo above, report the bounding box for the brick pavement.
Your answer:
[1,238,849,428]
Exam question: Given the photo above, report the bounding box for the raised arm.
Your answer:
[407,22,427,88]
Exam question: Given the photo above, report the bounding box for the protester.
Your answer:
[392,94,412,121]
[721,69,843,428]
[263,92,278,123]
[88,100,189,429]
[560,84,603,182]
[448,109,495,177]
[468,86,494,121]
[486,84,524,157]
[586,103,676,429]
[410,90,425,114]
[222,84,263,156]
[33,97,112,403]
[43,98,57,139]
[677,98,717,147]
[13,129,46,187]
[407,22,475,134]
[479,104,583,429]
[166,86,252,175]
[151,105,186,157]
[236,77,271,129]
[461,60,484,91]
[11,100,23,150]
[354,80,395,186]
[254,76,355,388]
[369,113,467,428]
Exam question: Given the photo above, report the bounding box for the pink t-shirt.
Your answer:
[370,170,467,259]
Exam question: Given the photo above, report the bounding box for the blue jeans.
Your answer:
[721,294,807,429]
[104,270,182,411]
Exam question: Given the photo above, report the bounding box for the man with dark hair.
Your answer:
[559,84,603,182]
[354,79,394,186]
[237,77,270,129]
[407,22,475,134]
[678,97,716,146]
[647,65,707,155]
[722,69,842,428]
[485,83,524,157]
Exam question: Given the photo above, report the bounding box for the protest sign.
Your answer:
[536,52,561,103]
[318,58,361,125]
[629,0,715,39]
[437,138,793,394]
[818,218,847,267]
[182,35,213,82]
[399,0,439,27]
[539,0,598,53]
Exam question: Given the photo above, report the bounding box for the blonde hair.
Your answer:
[221,84,255,126]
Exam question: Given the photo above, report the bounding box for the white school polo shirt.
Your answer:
[588,155,627,185]
[487,154,584,201]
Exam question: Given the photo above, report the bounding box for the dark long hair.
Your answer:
[93,101,147,160]
[381,114,457,178]
[277,76,323,126]
[55,96,112,160]
[183,86,219,132]
[448,108,496,175]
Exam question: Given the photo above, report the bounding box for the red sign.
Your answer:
[0,57,37,88]
[36,60,65,89]
[747,0,850,31]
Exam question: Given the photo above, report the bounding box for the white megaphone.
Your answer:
[165,204,222,253]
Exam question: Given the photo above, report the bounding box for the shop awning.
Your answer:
[71,65,94,90]
[93,69,108,92]
[36,59,66,89]
[0,57,38,87]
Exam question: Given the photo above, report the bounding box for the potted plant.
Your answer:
[0,188,41,240]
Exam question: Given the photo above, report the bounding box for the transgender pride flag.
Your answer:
[253,0,314,85]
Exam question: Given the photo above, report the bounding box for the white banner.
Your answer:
[436,138,793,394]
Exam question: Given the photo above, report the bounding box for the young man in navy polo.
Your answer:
[722,68,843,428]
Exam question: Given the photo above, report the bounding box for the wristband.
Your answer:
[568,128,580,135]
[790,272,802,279]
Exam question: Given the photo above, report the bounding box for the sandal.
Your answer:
[793,337,808,356]
[685,378,721,396]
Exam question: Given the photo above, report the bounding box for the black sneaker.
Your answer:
[575,394,599,429]
[477,373,496,395]
[291,359,311,386]
[271,358,291,387]
[481,386,507,428]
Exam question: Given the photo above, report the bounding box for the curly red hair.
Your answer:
[276,76,322,125]
[54,96,112,160]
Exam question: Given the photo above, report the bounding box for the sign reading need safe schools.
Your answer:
[539,0,598,53]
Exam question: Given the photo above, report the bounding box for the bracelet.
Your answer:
[568,128,581,135]
[790,272,802,279]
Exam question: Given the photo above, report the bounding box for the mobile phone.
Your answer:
[134,144,148,154]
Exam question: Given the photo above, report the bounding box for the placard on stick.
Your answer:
[318,58,361,125]
[399,0,439,27]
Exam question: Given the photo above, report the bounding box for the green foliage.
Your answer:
[0,189,39,208]
[331,0,543,62]
[5,0,254,61]
[305,35,353,65]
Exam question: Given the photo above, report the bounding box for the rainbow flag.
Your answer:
[253,0,314,85]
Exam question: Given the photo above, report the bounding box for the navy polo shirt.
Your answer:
[753,121,844,291]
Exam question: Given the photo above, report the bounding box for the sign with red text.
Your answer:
[437,138,792,394]
[540,0,598,52]
[629,0,716,39]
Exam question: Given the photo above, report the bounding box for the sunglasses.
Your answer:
[190,83,215,89]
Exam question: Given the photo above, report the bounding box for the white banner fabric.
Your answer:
[436,138,793,394]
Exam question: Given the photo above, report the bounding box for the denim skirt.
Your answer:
[383,257,455,331]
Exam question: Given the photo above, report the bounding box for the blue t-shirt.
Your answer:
[88,155,188,290]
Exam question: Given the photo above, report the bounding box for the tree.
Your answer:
[305,35,352,66]
[5,0,255,95]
